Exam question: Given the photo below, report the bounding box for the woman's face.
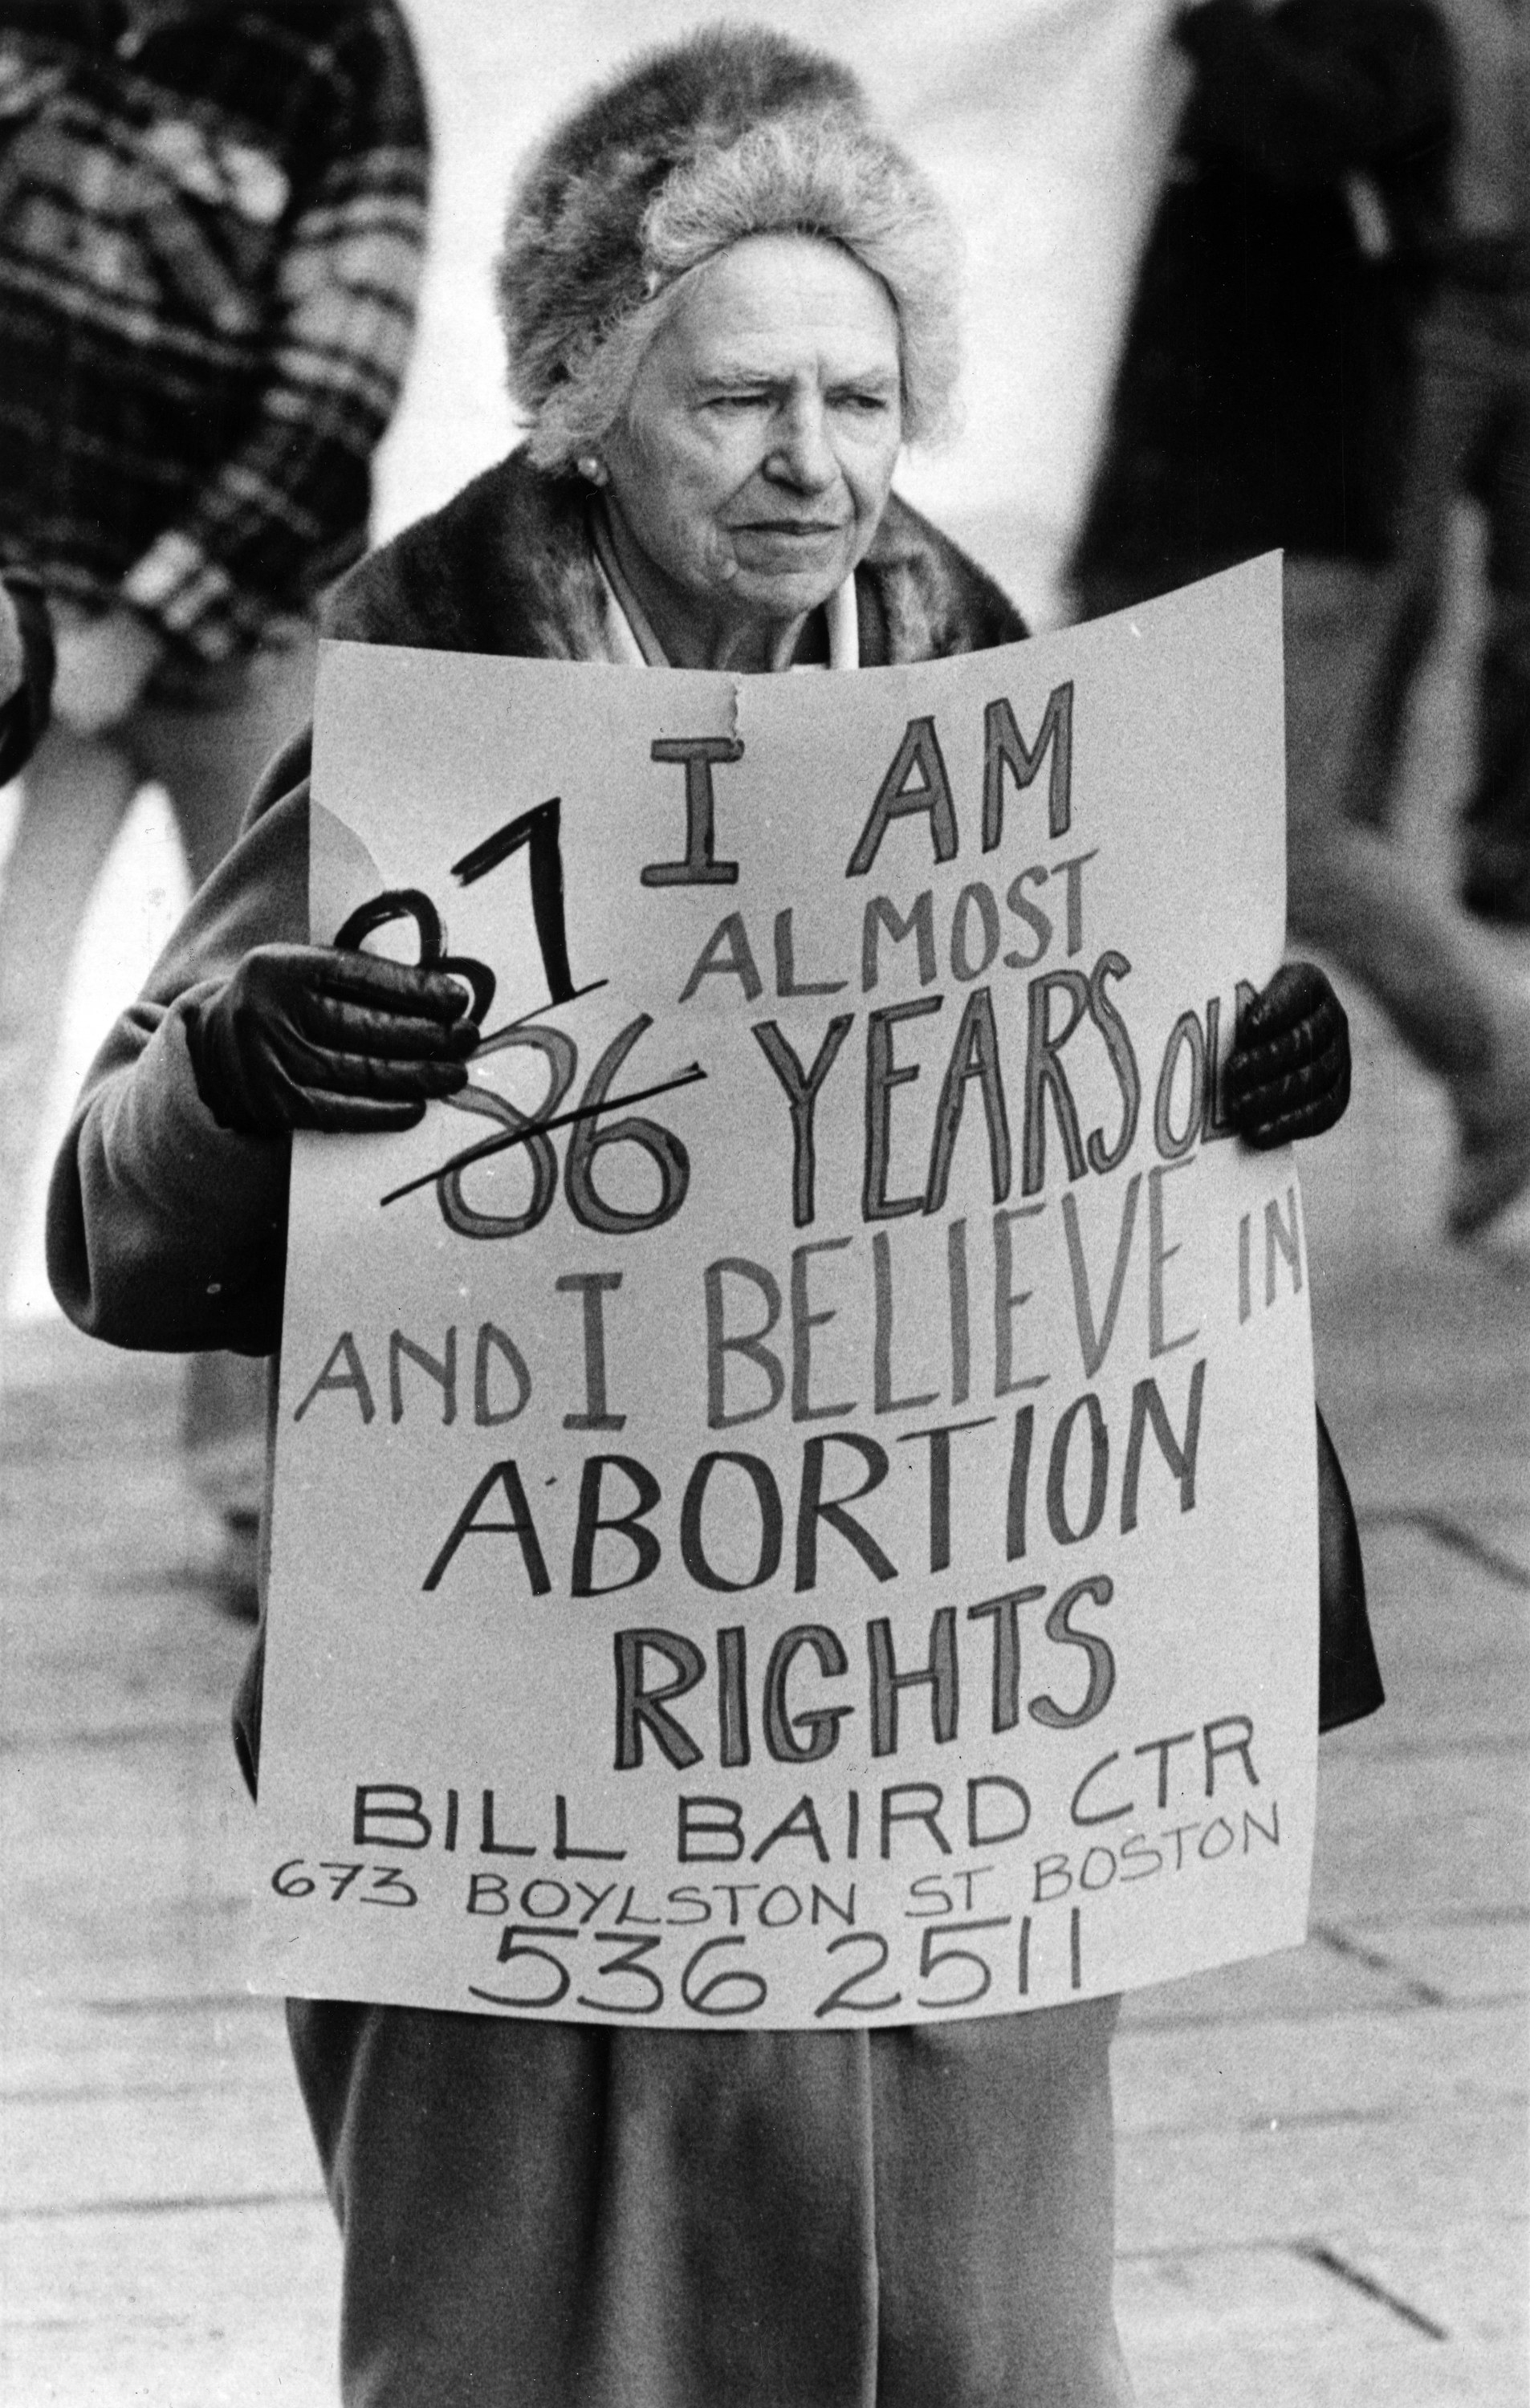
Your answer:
[600,234,904,661]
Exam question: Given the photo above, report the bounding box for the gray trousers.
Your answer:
[1369,278,1530,905]
[287,1991,1132,2407]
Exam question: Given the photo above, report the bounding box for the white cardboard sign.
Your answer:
[250,555,1317,2028]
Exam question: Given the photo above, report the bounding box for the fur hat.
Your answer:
[497,23,961,468]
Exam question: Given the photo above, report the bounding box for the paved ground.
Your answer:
[2,7,1528,2399]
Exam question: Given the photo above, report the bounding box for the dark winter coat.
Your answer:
[1071,0,1454,604]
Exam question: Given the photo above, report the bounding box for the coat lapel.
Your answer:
[325,450,1026,664]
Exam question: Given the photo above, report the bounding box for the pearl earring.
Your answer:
[577,454,608,486]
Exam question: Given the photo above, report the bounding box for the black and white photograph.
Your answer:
[0,2,1525,2402]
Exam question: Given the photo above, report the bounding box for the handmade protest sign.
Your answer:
[249,553,1317,2028]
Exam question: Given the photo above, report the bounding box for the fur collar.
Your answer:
[324,448,1025,665]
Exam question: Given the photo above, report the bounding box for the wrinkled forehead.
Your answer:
[656,233,903,382]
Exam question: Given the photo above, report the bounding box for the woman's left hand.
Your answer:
[1224,961,1351,1148]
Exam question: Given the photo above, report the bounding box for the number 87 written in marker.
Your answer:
[332,797,706,1238]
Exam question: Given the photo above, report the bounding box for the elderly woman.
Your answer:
[49,28,1352,2408]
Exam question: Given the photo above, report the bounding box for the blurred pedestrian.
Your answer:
[0,0,429,1590]
[49,30,1355,2406]
[1361,0,1530,925]
[1070,0,1530,1238]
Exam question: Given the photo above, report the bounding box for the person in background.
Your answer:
[1070,0,1530,1239]
[0,0,428,1598]
[0,574,52,783]
[1364,0,1530,924]
[48,31,1354,2406]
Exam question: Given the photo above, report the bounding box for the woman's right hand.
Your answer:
[184,944,479,1137]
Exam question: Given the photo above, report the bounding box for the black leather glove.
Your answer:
[1224,961,1351,1149]
[185,943,478,1137]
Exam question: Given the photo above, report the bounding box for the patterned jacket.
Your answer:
[0,0,428,662]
